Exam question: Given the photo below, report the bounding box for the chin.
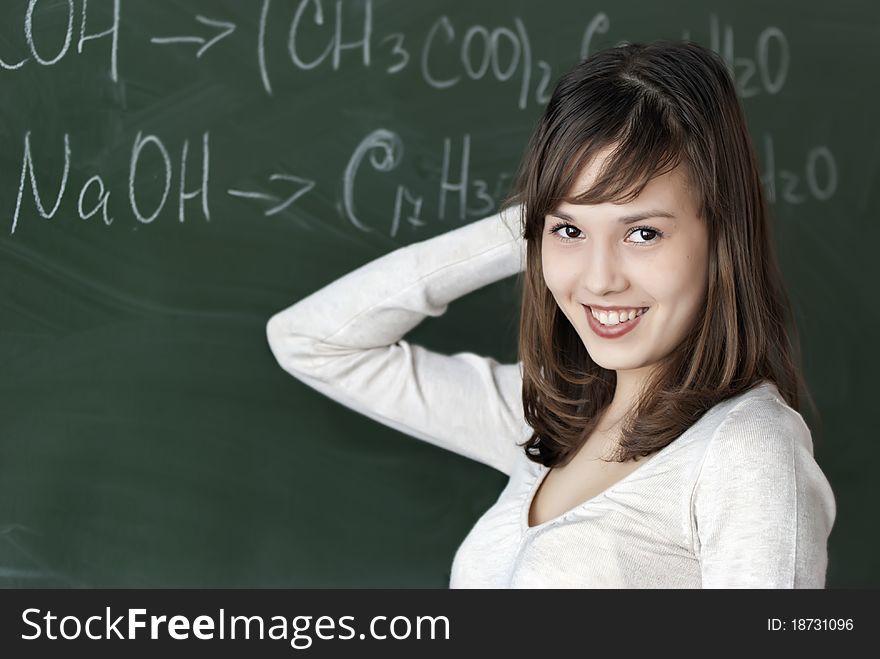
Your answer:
[584,347,649,369]
[593,360,646,372]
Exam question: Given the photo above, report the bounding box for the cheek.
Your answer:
[660,251,709,319]
[541,256,570,301]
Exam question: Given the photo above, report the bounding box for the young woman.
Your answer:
[266,40,836,588]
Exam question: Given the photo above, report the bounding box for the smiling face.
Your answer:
[541,149,710,382]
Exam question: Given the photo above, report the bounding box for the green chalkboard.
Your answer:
[0,0,876,587]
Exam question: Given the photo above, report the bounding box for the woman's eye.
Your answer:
[627,227,663,245]
[548,222,582,241]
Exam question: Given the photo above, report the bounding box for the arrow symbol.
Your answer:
[151,15,237,58]
[227,174,316,216]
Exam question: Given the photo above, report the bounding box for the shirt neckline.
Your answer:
[520,438,673,535]
[519,380,778,535]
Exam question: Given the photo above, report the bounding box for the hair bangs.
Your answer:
[565,101,687,208]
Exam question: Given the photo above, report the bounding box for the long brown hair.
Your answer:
[504,39,818,467]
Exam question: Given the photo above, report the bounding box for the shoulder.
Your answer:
[699,381,815,472]
[668,382,804,470]
[690,379,836,537]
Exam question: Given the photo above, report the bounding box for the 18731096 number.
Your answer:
[767,619,854,631]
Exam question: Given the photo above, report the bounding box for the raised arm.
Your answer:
[692,395,837,588]
[265,205,531,477]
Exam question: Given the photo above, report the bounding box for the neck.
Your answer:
[601,365,654,431]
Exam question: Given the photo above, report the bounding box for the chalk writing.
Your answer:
[10,131,211,234]
[228,174,316,217]
[150,14,237,59]
[341,129,514,237]
[1,0,120,81]
[683,14,789,97]
[760,134,838,205]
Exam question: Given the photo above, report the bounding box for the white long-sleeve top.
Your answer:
[265,206,837,588]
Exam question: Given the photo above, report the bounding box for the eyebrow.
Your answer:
[549,209,677,225]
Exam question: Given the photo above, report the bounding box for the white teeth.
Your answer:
[591,307,647,326]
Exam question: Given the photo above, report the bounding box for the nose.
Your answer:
[580,241,627,297]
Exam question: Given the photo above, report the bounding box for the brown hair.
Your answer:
[503,39,818,467]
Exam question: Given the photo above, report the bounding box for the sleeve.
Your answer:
[265,205,532,477]
[691,396,837,588]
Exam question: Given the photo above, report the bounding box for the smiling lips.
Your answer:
[583,305,648,339]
